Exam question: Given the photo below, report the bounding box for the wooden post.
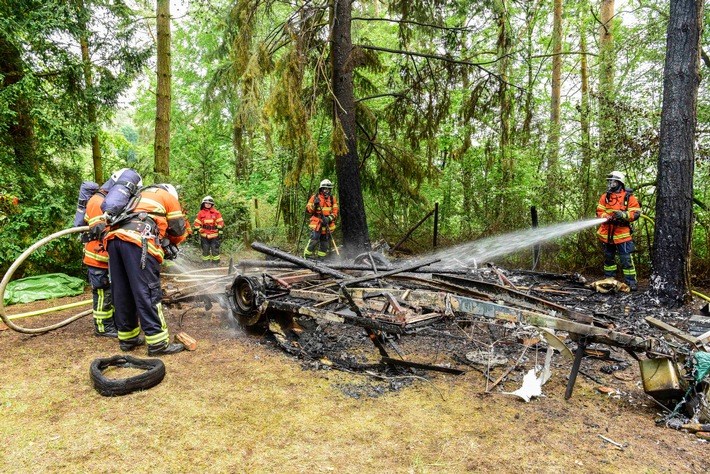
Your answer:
[531,206,540,270]
[433,202,439,248]
[254,198,259,229]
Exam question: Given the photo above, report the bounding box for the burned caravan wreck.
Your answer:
[223,242,655,398]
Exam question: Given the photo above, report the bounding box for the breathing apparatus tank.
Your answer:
[100,168,143,224]
[72,181,100,227]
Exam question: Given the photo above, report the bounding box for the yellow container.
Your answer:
[639,358,684,399]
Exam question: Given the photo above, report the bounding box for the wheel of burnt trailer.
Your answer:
[90,355,166,397]
[229,275,265,327]
[353,252,391,268]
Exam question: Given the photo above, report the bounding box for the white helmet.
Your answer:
[111,168,143,187]
[606,171,625,186]
[161,183,178,200]
[201,195,215,205]
[319,179,333,189]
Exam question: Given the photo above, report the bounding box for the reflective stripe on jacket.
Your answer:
[596,189,641,244]
[307,193,339,233]
[83,192,108,269]
[194,208,224,238]
[103,187,187,263]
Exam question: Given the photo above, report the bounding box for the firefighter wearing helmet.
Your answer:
[103,173,188,355]
[193,195,224,266]
[304,179,339,260]
[596,171,641,291]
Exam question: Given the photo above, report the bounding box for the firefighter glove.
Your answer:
[161,238,180,260]
[613,210,627,220]
[165,243,179,260]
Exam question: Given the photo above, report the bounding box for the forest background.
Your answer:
[1,0,708,300]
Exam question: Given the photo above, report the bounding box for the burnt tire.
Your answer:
[90,355,166,397]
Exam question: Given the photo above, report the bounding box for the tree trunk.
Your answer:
[598,0,615,168]
[154,0,171,179]
[579,29,592,215]
[547,0,562,181]
[495,0,512,227]
[76,0,103,184]
[331,0,370,257]
[650,0,703,306]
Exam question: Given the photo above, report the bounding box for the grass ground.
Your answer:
[1,286,709,474]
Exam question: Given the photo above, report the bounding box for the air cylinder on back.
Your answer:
[100,168,143,221]
[73,181,99,227]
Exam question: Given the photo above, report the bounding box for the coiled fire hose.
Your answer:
[0,226,92,334]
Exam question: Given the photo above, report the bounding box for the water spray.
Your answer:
[426,217,607,269]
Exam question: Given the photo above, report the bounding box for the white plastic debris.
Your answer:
[504,368,543,402]
[503,346,553,402]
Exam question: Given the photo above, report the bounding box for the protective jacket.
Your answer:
[83,192,109,269]
[103,187,187,264]
[194,208,224,239]
[307,193,339,234]
[596,189,641,244]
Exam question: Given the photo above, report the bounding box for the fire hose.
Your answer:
[0,226,92,334]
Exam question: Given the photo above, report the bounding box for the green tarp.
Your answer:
[695,352,710,382]
[3,273,86,306]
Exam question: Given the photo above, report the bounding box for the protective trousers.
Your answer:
[602,241,637,285]
[304,230,329,259]
[200,237,221,265]
[107,238,170,346]
[87,266,114,332]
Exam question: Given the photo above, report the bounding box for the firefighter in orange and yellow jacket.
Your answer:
[104,176,187,356]
[83,181,117,337]
[304,179,339,260]
[596,171,641,291]
[193,196,224,266]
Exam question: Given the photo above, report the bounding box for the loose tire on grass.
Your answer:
[90,355,166,396]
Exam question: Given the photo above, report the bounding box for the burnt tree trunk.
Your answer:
[331,0,370,257]
[650,0,703,306]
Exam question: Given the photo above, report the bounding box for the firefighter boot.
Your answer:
[147,340,185,356]
[119,335,145,352]
[94,317,118,338]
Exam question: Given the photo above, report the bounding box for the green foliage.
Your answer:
[5,0,710,282]
[0,187,84,279]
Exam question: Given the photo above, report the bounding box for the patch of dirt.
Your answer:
[1,267,710,473]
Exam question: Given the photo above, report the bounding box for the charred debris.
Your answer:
[166,242,710,429]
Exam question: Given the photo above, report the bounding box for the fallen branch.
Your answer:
[598,434,626,450]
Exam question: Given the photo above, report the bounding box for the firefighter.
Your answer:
[596,171,641,291]
[193,196,224,266]
[104,177,187,355]
[83,179,118,337]
[304,179,339,261]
